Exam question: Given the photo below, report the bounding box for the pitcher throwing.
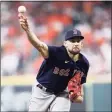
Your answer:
[18,10,89,111]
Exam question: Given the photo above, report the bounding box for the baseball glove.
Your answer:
[67,71,82,101]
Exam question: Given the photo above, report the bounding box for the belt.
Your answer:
[36,84,56,94]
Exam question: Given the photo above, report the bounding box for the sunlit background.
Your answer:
[1,1,111,111]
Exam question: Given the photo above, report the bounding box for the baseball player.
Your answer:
[18,13,89,111]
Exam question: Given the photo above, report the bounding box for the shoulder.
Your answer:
[78,53,90,76]
[48,45,61,49]
[47,45,66,59]
[48,45,65,53]
[80,53,90,67]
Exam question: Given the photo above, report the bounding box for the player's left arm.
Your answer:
[74,60,90,103]
[71,85,84,103]
[68,77,84,103]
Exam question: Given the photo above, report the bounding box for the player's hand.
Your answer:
[69,92,83,103]
[18,13,29,31]
[72,95,83,103]
[69,92,77,102]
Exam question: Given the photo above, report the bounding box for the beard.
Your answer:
[69,47,80,55]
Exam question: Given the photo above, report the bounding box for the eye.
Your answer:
[77,40,81,42]
[70,40,74,42]
[70,40,81,43]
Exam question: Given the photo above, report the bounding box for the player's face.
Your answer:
[64,38,83,55]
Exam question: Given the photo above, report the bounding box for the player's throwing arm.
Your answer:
[18,6,49,59]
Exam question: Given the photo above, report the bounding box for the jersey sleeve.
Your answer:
[75,59,89,84]
[80,62,89,84]
[47,45,58,60]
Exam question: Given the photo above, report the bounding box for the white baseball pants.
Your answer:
[28,81,71,111]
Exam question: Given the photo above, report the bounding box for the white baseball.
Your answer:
[18,6,26,13]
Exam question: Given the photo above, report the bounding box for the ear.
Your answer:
[81,41,83,48]
[63,41,67,46]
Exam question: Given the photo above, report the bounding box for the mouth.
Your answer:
[72,47,79,51]
[71,47,80,54]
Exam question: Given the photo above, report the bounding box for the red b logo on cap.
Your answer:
[73,29,77,34]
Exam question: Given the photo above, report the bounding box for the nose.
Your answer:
[74,42,79,46]
[72,43,79,48]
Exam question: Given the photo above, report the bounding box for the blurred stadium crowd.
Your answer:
[1,1,111,76]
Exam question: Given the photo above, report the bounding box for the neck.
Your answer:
[73,54,79,62]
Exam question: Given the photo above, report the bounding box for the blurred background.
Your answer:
[1,1,111,111]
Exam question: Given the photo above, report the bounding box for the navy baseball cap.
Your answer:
[65,29,84,41]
